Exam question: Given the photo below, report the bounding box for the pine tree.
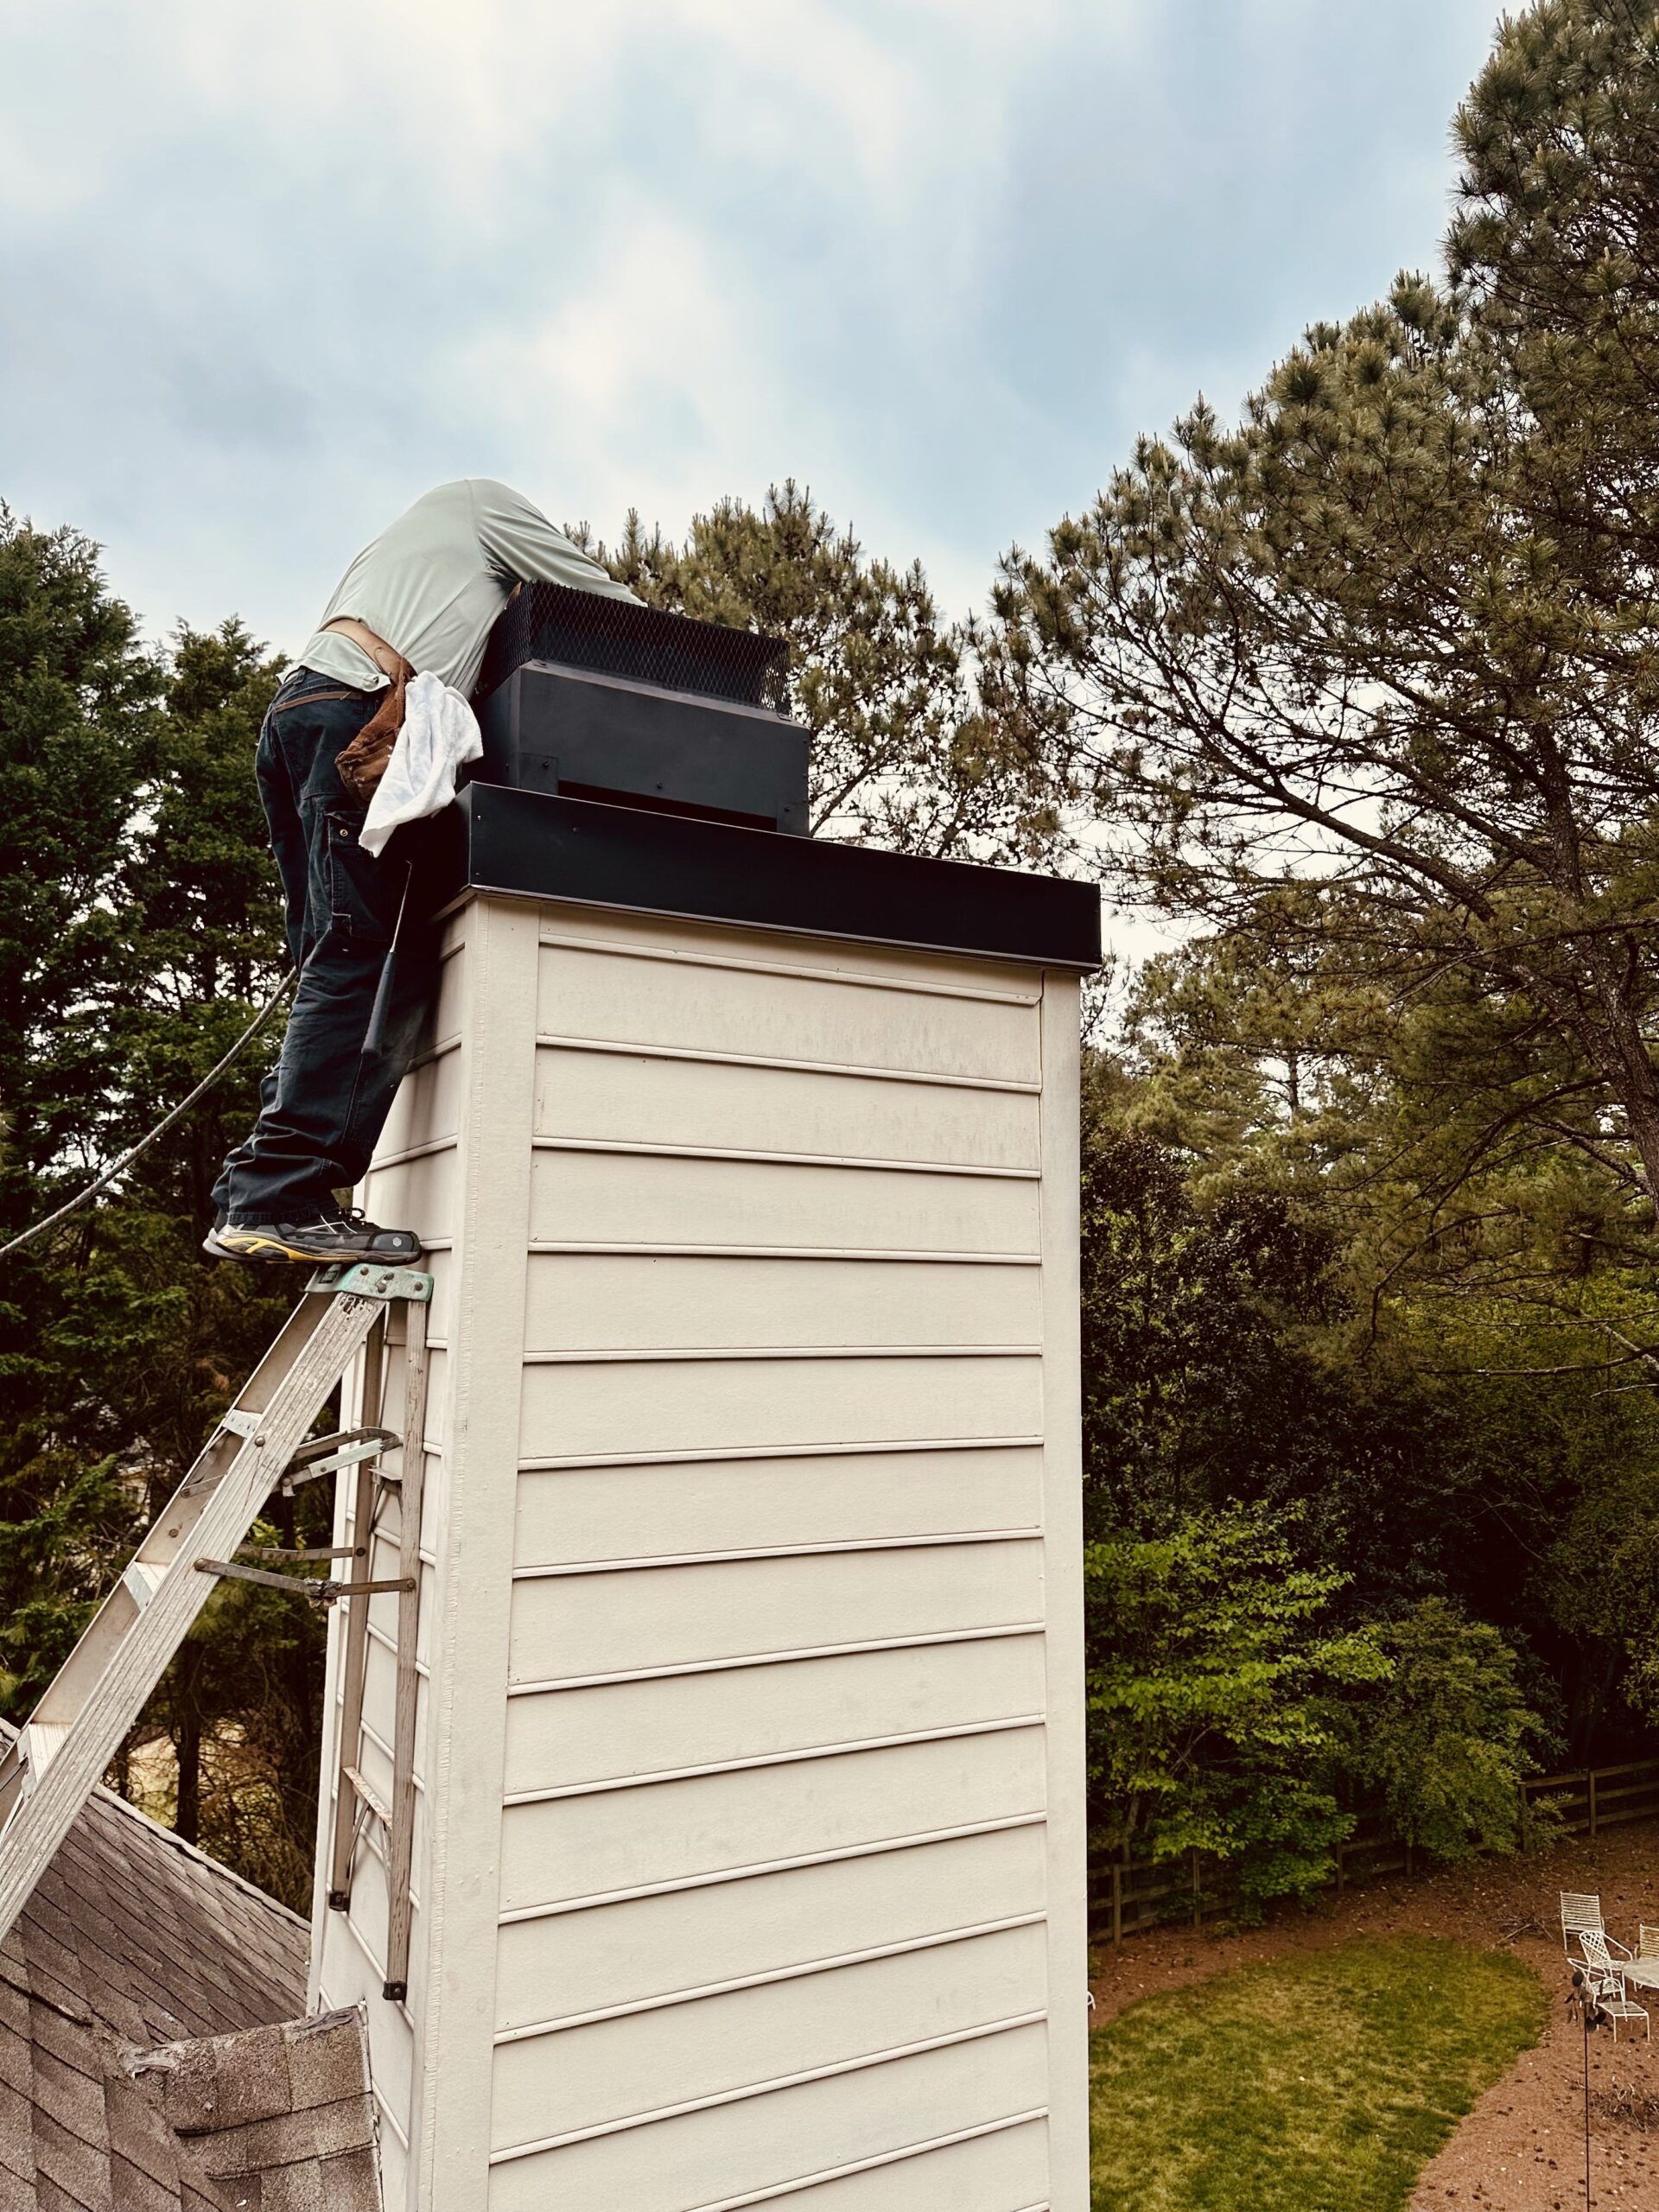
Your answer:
[98,621,322,1886]
[0,558,324,1899]
[988,0,1659,1230]
[0,510,160,1716]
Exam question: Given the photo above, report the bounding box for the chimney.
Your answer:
[308,599,1099,2212]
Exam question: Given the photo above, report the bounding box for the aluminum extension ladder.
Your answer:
[0,1261,432,2000]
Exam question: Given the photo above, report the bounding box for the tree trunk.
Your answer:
[1509,935,1659,1225]
[1580,932,1659,1217]
[175,1707,201,1845]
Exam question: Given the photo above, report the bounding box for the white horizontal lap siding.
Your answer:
[520,1355,1043,1464]
[676,2119,1052,2212]
[491,1922,1049,2152]
[531,1148,1040,1255]
[502,1634,1048,1798]
[535,1042,1040,1167]
[494,1820,1050,2035]
[499,1726,1049,1917]
[376,1007,466,1160]
[487,2025,1052,2212]
[515,1442,1045,1566]
[363,1147,461,1242]
[508,1540,1044,1685]
[524,1253,1042,1357]
[533,923,1040,1088]
[489,910,1061,2209]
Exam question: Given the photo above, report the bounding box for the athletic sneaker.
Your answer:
[204,1208,423,1266]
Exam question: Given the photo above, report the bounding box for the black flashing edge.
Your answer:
[435,785,1100,971]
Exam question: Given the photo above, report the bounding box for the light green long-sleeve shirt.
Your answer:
[291,478,639,696]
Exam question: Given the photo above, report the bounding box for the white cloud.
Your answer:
[0,0,1507,655]
[452,210,804,525]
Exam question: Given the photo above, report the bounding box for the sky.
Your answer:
[1,0,1509,658]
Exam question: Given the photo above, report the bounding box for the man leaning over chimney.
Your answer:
[207,479,637,1266]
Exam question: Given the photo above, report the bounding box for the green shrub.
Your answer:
[1085,1506,1387,1911]
[1357,1599,1538,1861]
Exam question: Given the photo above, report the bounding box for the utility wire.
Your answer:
[0,969,297,1260]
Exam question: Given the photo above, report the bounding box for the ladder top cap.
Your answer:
[308,1263,434,1304]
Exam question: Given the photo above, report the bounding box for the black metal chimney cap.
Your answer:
[476,581,791,715]
[434,783,1103,972]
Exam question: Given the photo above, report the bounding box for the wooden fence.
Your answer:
[1088,1754,1659,1947]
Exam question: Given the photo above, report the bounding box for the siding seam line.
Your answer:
[524,1240,1042,1262]
[511,1528,1042,1576]
[493,1910,1048,2040]
[365,1617,431,1681]
[486,2012,1049,2164]
[496,1811,1048,1923]
[370,2078,412,2152]
[404,1035,462,1073]
[367,1135,461,1170]
[531,1135,1039,1179]
[535,1033,1042,1093]
[518,1435,1042,1472]
[536,928,1043,1003]
[501,1714,1046,1804]
[509,1344,1043,1365]
[505,1620,1046,1694]
[672,2112,1051,2212]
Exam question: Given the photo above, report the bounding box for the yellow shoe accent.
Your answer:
[213,1227,319,1263]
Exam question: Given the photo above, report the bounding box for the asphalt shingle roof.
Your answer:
[0,1767,375,2211]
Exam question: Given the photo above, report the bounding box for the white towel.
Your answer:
[358,671,484,857]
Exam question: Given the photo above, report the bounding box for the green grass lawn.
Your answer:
[1090,1933,1548,2212]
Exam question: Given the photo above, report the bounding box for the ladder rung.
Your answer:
[220,1408,264,1440]
[342,1763,391,1827]
[22,1722,70,1783]
[121,1561,166,1610]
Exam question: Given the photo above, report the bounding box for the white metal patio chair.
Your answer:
[1577,1921,1636,1967]
[1562,1891,1605,1955]
[1624,1924,1659,1994]
[1579,1929,1651,2041]
[1579,1925,1636,1972]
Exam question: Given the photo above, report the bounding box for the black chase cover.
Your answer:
[475,581,791,715]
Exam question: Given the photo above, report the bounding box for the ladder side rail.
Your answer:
[19,1291,342,1741]
[0,1291,385,1943]
[328,1321,387,1910]
[383,1291,431,2001]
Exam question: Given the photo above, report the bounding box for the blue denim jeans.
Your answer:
[213,668,439,1224]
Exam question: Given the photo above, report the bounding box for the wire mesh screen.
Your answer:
[475,582,791,714]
